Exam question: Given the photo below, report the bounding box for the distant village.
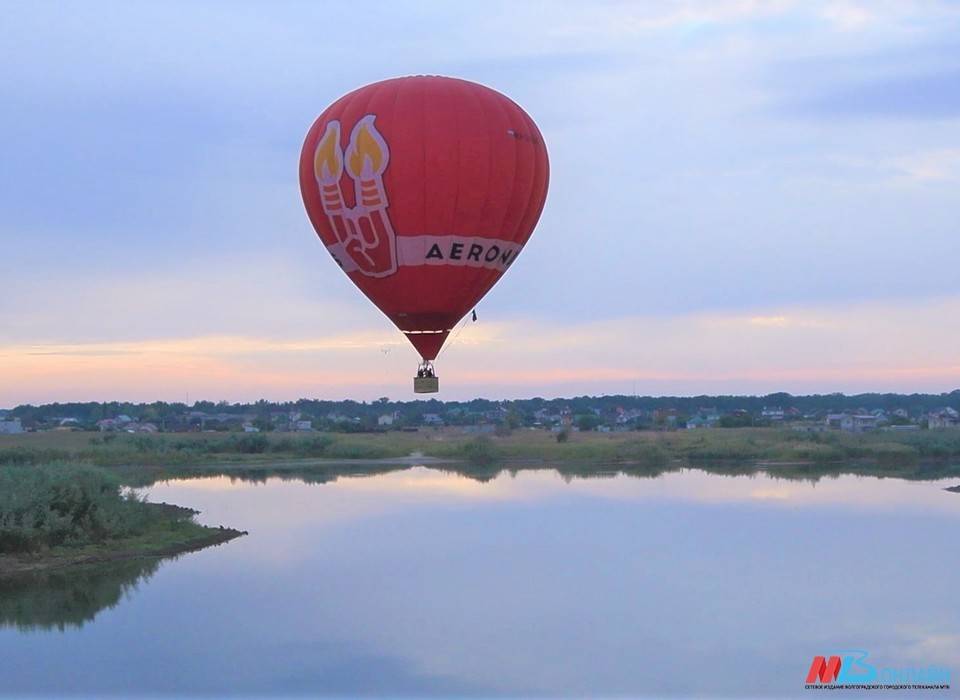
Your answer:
[2,392,959,436]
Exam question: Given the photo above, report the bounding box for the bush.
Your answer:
[575,414,602,432]
[614,440,669,467]
[291,435,335,457]
[0,447,71,466]
[0,465,158,553]
[459,437,500,464]
[555,430,569,443]
[231,434,269,454]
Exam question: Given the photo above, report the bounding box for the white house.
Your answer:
[378,413,396,427]
[928,409,960,429]
[840,414,880,433]
[825,414,846,429]
[0,418,24,435]
[422,413,444,426]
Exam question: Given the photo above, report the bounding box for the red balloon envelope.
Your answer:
[299,76,549,364]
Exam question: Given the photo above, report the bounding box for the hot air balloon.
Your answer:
[299,76,549,392]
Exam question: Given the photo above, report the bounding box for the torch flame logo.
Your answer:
[346,116,389,179]
[313,121,343,184]
[314,114,396,278]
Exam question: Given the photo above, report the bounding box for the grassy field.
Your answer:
[3,425,960,472]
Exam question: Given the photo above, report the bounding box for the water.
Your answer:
[1,465,958,697]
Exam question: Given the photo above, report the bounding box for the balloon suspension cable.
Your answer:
[435,309,477,361]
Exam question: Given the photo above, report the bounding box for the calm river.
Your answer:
[1,465,957,697]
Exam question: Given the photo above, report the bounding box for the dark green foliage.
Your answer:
[613,440,670,467]
[575,414,602,431]
[0,465,159,553]
[230,434,269,454]
[276,435,334,456]
[459,437,500,464]
[0,448,70,466]
[719,414,754,428]
[555,430,569,443]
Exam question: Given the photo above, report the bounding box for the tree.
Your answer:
[575,414,602,431]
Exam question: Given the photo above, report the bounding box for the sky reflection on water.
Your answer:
[1,466,957,698]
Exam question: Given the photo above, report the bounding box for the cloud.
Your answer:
[891,148,960,182]
[3,295,959,404]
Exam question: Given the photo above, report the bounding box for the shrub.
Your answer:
[614,440,669,467]
[0,465,158,553]
[231,434,269,454]
[459,437,500,464]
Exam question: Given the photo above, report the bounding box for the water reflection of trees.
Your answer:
[110,458,960,490]
[0,557,161,632]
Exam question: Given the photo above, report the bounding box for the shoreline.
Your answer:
[0,502,246,579]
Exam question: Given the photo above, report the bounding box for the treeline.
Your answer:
[6,390,960,428]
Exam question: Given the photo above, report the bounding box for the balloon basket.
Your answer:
[414,376,439,393]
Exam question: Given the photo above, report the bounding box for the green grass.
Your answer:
[0,463,239,561]
[3,427,960,478]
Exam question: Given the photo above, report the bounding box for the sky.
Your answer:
[1,0,959,405]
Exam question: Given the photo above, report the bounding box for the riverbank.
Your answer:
[0,528,245,579]
[3,426,960,472]
[0,502,245,578]
[0,465,245,578]
[2,429,958,576]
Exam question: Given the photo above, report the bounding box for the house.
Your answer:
[295,420,313,432]
[243,424,260,433]
[483,405,509,422]
[534,408,558,425]
[422,413,444,426]
[686,415,712,430]
[840,414,880,433]
[616,408,642,423]
[615,408,647,426]
[825,414,846,429]
[652,408,678,426]
[761,406,785,421]
[0,418,24,435]
[686,408,720,429]
[927,408,960,429]
[378,412,398,427]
